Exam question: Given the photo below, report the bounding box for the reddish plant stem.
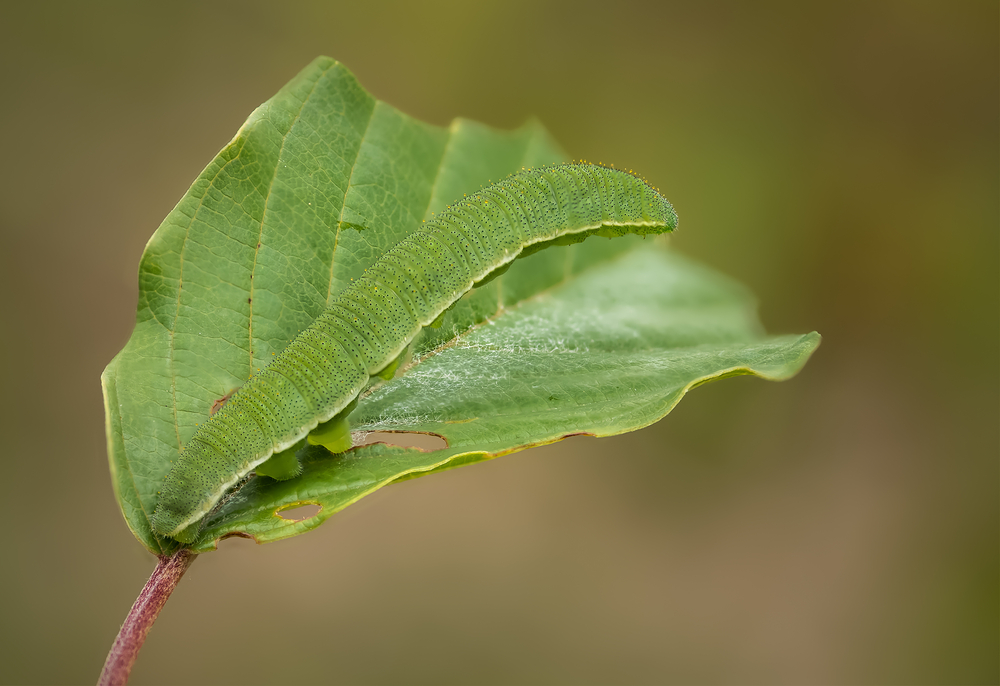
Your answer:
[99,548,197,686]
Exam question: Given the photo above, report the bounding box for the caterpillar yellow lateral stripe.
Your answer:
[151,162,678,543]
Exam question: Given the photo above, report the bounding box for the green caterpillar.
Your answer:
[151,163,678,542]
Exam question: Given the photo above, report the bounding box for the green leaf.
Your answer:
[102,56,819,554]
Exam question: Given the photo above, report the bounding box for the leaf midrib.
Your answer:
[247,62,335,375]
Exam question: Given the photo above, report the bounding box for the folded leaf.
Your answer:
[102,56,819,554]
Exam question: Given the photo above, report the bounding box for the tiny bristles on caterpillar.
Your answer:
[151,162,678,542]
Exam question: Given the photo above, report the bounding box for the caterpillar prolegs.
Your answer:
[151,163,678,542]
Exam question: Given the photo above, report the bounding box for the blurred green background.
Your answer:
[1,1,996,684]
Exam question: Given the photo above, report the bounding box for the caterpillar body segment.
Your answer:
[151,163,678,542]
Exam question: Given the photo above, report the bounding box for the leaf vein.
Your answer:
[326,102,377,303]
[248,62,336,375]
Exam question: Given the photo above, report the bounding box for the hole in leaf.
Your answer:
[358,431,447,451]
[216,532,257,548]
[209,388,237,416]
[276,503,322,521]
